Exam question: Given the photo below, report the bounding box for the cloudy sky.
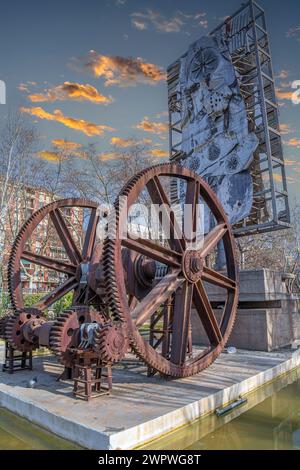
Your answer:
[0,0,299,194]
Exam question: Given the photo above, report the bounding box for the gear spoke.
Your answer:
[170,282,193,365]
[134,270,184,327]
[82,208,99,261]
[147,175,185,252]
[184,179,200,245]
[199,223,227,258]
[50,208,82,265]
[193,280,223,344]
[202,266,237,291]
[22,251,77,276]
[36,276,78,310]
[123,235,182,268]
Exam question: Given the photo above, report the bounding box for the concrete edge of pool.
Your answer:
[132,351,300,450]
[0,349,300,450]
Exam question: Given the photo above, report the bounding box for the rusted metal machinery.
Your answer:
[0,164,239,392]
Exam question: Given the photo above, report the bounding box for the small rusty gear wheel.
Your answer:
[93,322,129,364]
[5,308,45,352]
[49,307,106,366]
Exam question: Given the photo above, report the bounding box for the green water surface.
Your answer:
[1,360,300,450]
[142,366,300,450]
[0,407,81,450]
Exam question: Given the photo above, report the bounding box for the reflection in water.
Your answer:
[142,367,300,450]
[0,407,81,450]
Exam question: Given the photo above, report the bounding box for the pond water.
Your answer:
[1,362,300,450]
[0,407,81,450]
[141,366,300,450]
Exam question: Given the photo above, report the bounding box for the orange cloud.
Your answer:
[98,151,121,161]
[155,111,168,118]
[98,145,168,161]
[51,139,86,157]
[279,123,293,135]
[18,83,30,93]
[37,151,60,162]
[132,19,148,30]
[52,139,83,150]
[276,88,294,102]
[148,148,168,158]
[38,146,87,161]
[286,175,295,184]
[284,159,300,166]
[286,26,300,39]
[18,81,38,93]
[273,173,282,182]
[110,136,152,147]
[131,10,208,33]
[83,51,166,86]
[278,81,292,89]
[110,137,137,147]
[28,82,113,104]
[275,70,289,80]
[273,173,295,184]
[136,116,168,134]
[20,106,114,136]
[283,138,300,148]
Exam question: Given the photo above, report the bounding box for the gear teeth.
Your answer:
[92,322,128,364]
[6,165,239,377]
[49,307,107,367]
[7,198,98,312]
[4,308,44,352]
[102,163,239,378]
[0,312,12,340]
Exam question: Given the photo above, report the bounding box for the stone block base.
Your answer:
[192,306,299,351]
[194,269,300,352]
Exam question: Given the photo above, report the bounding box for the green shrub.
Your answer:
[0,293,10,317]
[0,291,73,318]
[24,293,45,307]
[52,292,73,315]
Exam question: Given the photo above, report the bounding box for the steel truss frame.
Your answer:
[167,0,290,237]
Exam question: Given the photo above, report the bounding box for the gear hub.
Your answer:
[93,322,129,364]
[5,308,45,352]
[182,250,204,283]
[49,307,106,366]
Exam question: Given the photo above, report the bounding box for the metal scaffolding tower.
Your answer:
[168,0,290,237]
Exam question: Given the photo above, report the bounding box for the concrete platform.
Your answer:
[0,345,300,450]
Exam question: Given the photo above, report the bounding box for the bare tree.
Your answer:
[237,199,300,272]
[62,141,156,204]
[0,113,39,304]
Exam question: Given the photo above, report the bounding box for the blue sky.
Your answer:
[0,0,299,194]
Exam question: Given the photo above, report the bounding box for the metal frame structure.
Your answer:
[167,0,290,237]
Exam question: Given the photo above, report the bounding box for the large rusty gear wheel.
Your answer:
[0,312,12,340]
[103,163,239,378]
[93,322,129,364]
[49,307,106,366]
[7,198,99,314]
[5,308,45,352]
